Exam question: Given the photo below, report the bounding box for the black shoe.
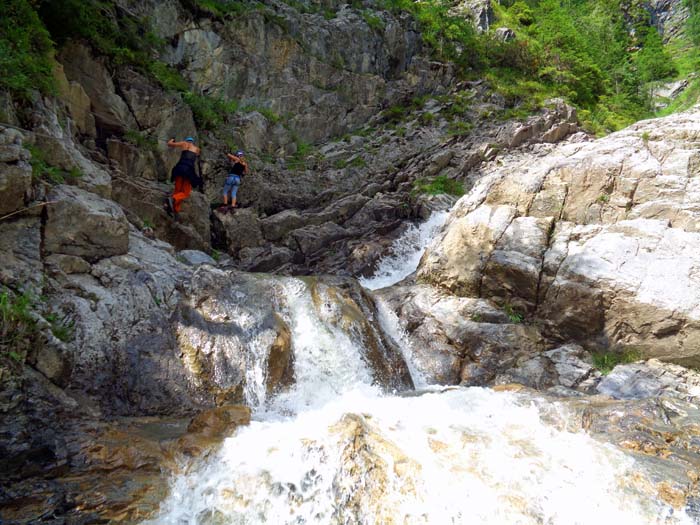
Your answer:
[164,197,174,217]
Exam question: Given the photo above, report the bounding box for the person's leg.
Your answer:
[222,177,232,206]
[230,176,240,208]
[172,177,192,213]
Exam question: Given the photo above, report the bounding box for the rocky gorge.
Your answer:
[2,0,700,523]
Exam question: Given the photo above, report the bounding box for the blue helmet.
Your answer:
[236,150,245,156]
[185,137,195,143]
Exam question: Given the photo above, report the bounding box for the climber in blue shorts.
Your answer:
[221,150,249,210]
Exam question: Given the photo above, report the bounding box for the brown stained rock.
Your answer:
[266,313,294,394]
[309,277,413,391]
[52,62,96,137]
[186,405,251,438]
[58,42,137,134]
[331,413,421,523]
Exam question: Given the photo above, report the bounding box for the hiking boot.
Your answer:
[164,197,174,217]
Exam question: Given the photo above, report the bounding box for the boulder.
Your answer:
[260,209,307,241]
[178,250,216,266]
[186,405,251,438]
[238,246,298,272]
[173,267,296,406]
[0,162,32,217]
[34,337,73,388]
[494,27,516,42]
[290,221,349,256]
[44,185,129,262]
[543,344,598,390]
[309,277,413,390]
[377,283,543,386]
[111,175,211,251]
[213,207,264,256]
[597,359,700,400]
[44,254,92,275]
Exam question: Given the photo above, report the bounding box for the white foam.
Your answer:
[150,388,690,525]
[360,211,449,290]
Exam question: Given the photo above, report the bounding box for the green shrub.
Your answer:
[362,10,385,31]
[27,145,65,184]
[44,312,75,343]
[191,0,247,18]
[0,289,38,363]
[447,121,474,137]
[592,348,641,375]
[184,92,239,129]
[0,0,56,100]
[503,303,523,324]
[509,1,534,26]
[413,175,464,197]
[125,130,158,151]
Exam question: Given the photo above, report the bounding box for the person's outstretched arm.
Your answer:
[226,153,240,162]
[168,139,186,149]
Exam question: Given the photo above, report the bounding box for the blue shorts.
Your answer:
[222,174,241,198]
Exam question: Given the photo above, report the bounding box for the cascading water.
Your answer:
[359,210,449,290]
[149,216,693,525]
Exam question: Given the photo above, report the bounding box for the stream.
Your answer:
[148,213,692,525]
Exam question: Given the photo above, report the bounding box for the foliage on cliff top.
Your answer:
[0,0,55,100]
[484,0,677,134]
[1,0,692,136]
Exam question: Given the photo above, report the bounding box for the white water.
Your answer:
[359,210,449,290]
[149,218,692,525]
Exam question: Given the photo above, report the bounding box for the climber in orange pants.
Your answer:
[172,175,192,214]
[165,137,203,217]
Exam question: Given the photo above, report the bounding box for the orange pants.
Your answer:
[172,176,192,213]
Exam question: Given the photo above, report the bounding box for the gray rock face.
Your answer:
[261,209,307,242]
[0,217,43,291]
[377,283,544,385]
[0,127,32,216]
[597,359,700,400]
[452,0,494,32]
[136,1,454,144]
[44,185,129,263]
[494,27,516,42]
[58,42,137,134]
[647,0,690,42]
[418,107,700,361]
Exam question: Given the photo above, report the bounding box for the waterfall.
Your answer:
[148,217,692,525]
[149,388,690,524]
[359,211,449,290]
